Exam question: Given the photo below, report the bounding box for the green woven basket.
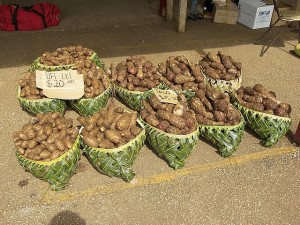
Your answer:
[18,86,66,115]
[200,70,242,92]
[140,119,199,169]
[232,95,292,147]
[199,114,245,157]
[114,83,165,111]
[15,136,81,191]
[69,84,112,117]
[81,126,146,182]
[29,52,104,72]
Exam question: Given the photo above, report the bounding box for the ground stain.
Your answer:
[76,162,88,173]
[18,179,29,187]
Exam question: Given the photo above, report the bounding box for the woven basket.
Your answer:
[15,136,81,191]
[81,124,146,182]
[140,119,199,169]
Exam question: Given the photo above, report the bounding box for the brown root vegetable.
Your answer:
[157,110,186,129]
[104,130,122,144]
[145,114,160,127]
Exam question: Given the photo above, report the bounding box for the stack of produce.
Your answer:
[189,88,245,157]
[18,72,66,115]
[78,103,146,182]
[107,55,162,111]
[140,94,199,169]
[30,45,104,71]
[158,55,206,98]
[232,84,292,147]
[69,59,112,116]
[198,51,242,91]
[13,112,81,190]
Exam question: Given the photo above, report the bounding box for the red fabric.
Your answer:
[0,3,60,31]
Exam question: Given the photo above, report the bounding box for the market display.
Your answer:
[79,103,146,182]
[108,55,162,111]
[198,51,242,91]
[232,84,292,147]
[13,48,294,189]
[189,87,245,157]
[140,94,199,169]
[158,56,206,96]
[13,112,81,190]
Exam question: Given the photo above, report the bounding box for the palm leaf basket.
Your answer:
[69,84,113,117]
[231,95,292,147]
[15,136,81,191]
[198,114,245,157]
[114,83,166,111]
[81,124,146,182]
[140,119,199,169]
[29,52,104,72]
[18,86,66,115]
[200,69,242,93]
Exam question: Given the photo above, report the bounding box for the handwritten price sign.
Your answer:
[36,70,84,99]
[153,88,178,104]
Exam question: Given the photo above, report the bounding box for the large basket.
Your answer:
[81,126,146,182]
[114,83,165,111]
[15,136,81,191]
[17,86,66,115]
[29,52,104,72]
[200,70,242,93]
[69,84,113,117]
[232,95,292,147]
[140,119,199,169]
[199,114,245,157]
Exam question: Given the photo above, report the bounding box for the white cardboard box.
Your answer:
[238,0,274,29]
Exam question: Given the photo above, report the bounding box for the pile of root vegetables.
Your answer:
[140,94,198,135]
[189,88,242,126]
[79,104,143,148]
[158,56,206,91]
[38,45,95,66]
[19,72,44,99]
[13,113,79,161]
[236,84,291,117]
[198,52,242,81]
[107,55,161,92]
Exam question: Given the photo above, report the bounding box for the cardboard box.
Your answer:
[213,1,239,25]
[238,0,274,29]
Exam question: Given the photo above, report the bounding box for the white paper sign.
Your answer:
[36,70,84,100]
[153,88,178,104]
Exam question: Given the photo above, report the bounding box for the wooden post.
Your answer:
[166,0,173,22]
[178,0,187,32]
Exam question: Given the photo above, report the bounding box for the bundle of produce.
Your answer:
[18,72,66,115]
[140,94,199,169]
[158,55,206,98]
[69,60,112,116]
[78,103,146,182]
[198,51,242,92]
[107,55,163,111]
[232,84,292,147]
[13,112,81,191]
[189,88,245,157]
[29,45,104,72]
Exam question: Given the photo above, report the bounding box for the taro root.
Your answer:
[18,72,44,99]
[78,103,142,148]
[13,113,79,162]
[158,55,205,92]
[189,87,241,126]
[236,84,291,117]
[140,94,198,135]
[107,55,161,92]
[199,51,242,81]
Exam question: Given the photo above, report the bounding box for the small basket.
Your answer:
[232,94,292,147]
[81,124,146,182]
[140,119,199,169]
[15,136,81,191]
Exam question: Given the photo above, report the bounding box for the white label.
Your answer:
[36,70,84,99]
[153,88,178,104]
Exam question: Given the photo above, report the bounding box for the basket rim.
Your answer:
[15,135,80,166]
[71,83,113,102]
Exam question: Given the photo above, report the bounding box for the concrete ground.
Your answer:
[0,0,299,224]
